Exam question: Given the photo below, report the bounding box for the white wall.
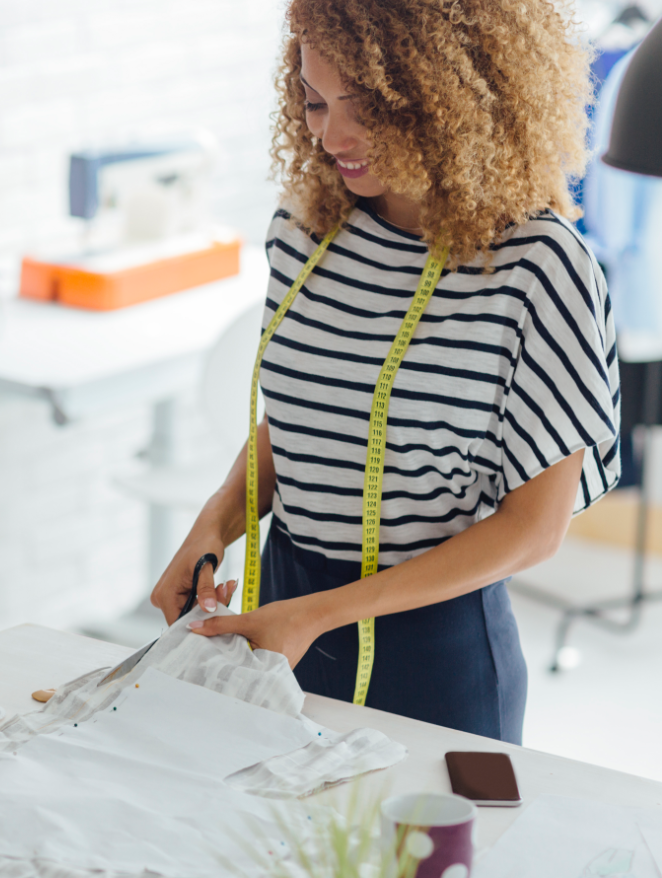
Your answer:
[0,0,285,633]
[0,0,284,267]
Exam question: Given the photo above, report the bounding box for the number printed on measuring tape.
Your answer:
[353,248,448,705]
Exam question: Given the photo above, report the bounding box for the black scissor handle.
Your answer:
[178,553,219,620]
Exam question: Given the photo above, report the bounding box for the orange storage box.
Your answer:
[20,237,241,311]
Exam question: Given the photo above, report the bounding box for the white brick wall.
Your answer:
[0,0,284,633]
[0,0,284,261]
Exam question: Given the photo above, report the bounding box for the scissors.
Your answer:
[96,553,218,687]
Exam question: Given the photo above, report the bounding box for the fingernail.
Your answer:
[203,599,216,612]
[187,621,204,630]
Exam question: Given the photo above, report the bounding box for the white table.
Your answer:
[2,624,661,853]
[0,248,269,581]
[0,246,268,422]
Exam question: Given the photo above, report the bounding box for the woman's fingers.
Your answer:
[150,532,225,627]
[214,579,239,607]
[185,597,322,669]
[196,563,218,614]
[187,609,266,654]
[187,613,250,640]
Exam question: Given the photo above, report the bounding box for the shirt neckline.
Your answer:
[356,197,425,241]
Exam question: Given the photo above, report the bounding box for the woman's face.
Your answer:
[300,44,386,198]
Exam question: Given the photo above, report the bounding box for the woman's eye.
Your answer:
[304,101,326,112]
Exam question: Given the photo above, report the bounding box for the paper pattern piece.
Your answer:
[0,609,407,878]
[0,669,313,876]
[37,666,313,780]
[473,795,662,878]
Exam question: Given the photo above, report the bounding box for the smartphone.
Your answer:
[445,751,522,806]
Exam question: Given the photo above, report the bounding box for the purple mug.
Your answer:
[381,793,477,878]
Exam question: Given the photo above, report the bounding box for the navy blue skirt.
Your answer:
[260,521,528,745]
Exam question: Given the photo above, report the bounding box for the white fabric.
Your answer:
[0,608,407,878]
[227,720,406,798]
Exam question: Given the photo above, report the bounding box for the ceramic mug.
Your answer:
[380,793,477,878]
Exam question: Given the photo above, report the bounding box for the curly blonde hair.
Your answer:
[271,0,593,266]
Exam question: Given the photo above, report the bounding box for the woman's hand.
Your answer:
[152,418,276,626]
[187,597,323,669]
[151,525,231,626]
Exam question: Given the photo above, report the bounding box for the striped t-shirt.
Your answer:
[260,200,620,568]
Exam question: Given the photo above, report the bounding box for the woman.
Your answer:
[152,0,619,744]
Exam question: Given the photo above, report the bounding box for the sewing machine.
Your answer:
[19,133,241,310]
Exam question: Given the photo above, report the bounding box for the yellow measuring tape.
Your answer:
[244,224,449,705]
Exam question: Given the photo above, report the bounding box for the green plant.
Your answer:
[213,781,427,878]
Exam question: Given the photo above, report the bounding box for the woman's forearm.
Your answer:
[187,449,584,669]
[310,505,543,633]
[309,449,584,636]
[196,417,276,548]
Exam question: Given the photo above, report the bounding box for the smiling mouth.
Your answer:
[334,158,370,179]
[336,158,369,170]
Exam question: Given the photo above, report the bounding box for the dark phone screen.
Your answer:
[445,751,520,801]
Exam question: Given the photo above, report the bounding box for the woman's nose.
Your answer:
[321,110,361,157]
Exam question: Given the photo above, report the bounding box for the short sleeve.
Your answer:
[497,224,620,514]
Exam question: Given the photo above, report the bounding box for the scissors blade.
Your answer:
[96,638,158,687]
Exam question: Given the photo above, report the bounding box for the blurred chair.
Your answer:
[115,302,264,512]
[509,354,662,672]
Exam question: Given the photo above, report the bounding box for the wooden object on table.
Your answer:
[31,689,55,703]
[0,625,132,719]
